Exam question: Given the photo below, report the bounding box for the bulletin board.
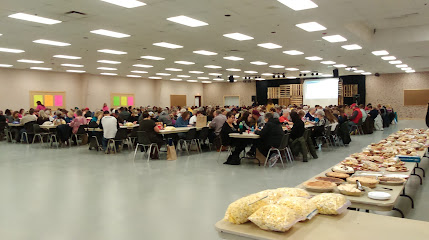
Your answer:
[30,91,66,109]
[110,93,135,108]
[404,89,429,106]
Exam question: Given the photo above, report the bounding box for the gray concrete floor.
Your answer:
[0,120,428,240]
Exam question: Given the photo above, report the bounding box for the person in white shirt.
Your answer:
[189,109,198,126]
[17,109,38,142]
[99,111,118,151]
[359,104,368,122]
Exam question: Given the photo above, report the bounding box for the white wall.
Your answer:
[154,80,204,108]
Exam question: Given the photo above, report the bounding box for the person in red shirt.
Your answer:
[348,104,362,132]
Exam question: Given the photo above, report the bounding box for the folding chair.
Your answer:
[133,131,159,161]
[71,124,88,145]
[32,124,50,144]
[178,128,199,154]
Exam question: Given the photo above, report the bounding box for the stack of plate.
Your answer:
[368,191,391,201]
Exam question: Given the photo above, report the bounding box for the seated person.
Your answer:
[69,109,87,134]
[305,107,316,121]
[189,109,198,126]
[99,111,119,152]
[290,112,305,141]
[255,113,284,158]
[37,110,50,125]
[175,111,191,127]
[311,110,327,148]
[0,110,5,124]
[139,112,164,159]
[158,109,173,126]
[279,110,292,124]
[348,104,363,131]
[221,112,243,165]
[5,109,13,123]
[237,111,255,130]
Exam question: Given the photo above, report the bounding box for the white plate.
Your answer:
[368,191,391,200]
[384,174,409,179]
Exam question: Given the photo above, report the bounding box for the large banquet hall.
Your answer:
[1,0,429,239]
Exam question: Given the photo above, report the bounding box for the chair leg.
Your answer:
[184,141,189,155]
[133,144,140,159]
[277,149,284,168]
[147,145,152,162]
[264,149,272,167]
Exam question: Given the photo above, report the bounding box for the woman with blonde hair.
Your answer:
[37,110,50,125]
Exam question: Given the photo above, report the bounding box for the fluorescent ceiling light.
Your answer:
[396,64,408,68]
[209,73,222,76]
[300,70,311,73]
[233,75,240,78]
[201,81,212,83]
[133,64,153,68]
[165,68,182,71]
[213,78,224,81]
[8,13,61,25]
[141,55,164,60]
[98,49,127,55]
[127,75,141,78]
[372,50,389,56]
[177,75,190,78]
[149,76,162,79]
[0,47,25,53]
[187,80,198,82]
[381,56,396,60]
[354,70,364,73]
[33,39,70,47]
[101,0,146,8]
[283,50,304,55]
[257,43,282,49]
[0,64,13,67]
[285,68,299,71]
[66,70,86,73]
[90,29,130,38]
[198,77,209,79]
[97,60,121,64]
[167,15,208,27]
[223,33,254,41]
[269,65,284,68]
[189,71,204,74]
[244,71,258,73]
[305,56,323,61]
[361,72,371,75]
[193,50,217,55]
[250,61,268,65]
[170,78,182,81]
[341,44,362,50]
[255,78,265,80]
[131,70,148,73]
[153,42,183,49]
[286,76,297,79]
[277,0,318,11]
[296,22,326,32]
[321,61,336,64]
[226,68,241,71]
[262,73,273,76]
[389,60,402,64]
[100,72,117,76]
[345,67,357,71]
[175,60,195,65]
[97,67,117,70]
[223,56,244,61]
[406,70,415,73]
[53,55,81,59]
[402,67,412,70]
[30,67,51,71]
[322,35,347,43]
[62,64,84,68]
[156,73,171,76]
[333,64,347,68]
[204,65,221,69]
[18,59,43,64]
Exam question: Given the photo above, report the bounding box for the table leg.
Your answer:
[392,208,405,218]
[411,168,423,185]
[400,188,414,209]
[415,163,425,178]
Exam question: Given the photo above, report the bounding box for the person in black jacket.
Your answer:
[221,112,243,165]
[290,111,305,140]
[255,113,284,157]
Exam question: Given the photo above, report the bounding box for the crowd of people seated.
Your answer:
[0,100,398,164]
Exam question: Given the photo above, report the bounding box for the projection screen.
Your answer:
[303,78,339,107]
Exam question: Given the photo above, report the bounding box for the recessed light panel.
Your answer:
[141,55,164,60]
[257,43,282,49]
[177,75,190,78]
[201,81,212,83]
[283,50,304,55]
[277,0,318,11]
[333,64,347,68]
[175,61,195,65]
[165,68,182,71]
[209,73,222,76]
[31,67,51,71]
[157,72,171,76]
[170,78,182,81]
[8,13,61,25]
[223,56,244,61]
[167,15,208,27]
[189,71,204,74]
[62,64,84,68]
[250,61,268,65]
[389,60,402,64]
[300,70,311,73]
[91,29,130,38]
[296,22,326,32]
[406,70,416,73]
[97,60,121,64]
[396,64,408,68]
[100,72,117,76]
[322,35,347,43]
[131,70,148,73]
[223,33,254,41]
[213,78,224,81]
[226,68,241,71]
[98,49,127,55]
[133,64,153,68]
[361,72,371,75]
[305,56,323,61]
[0,64,13,67]
[193,50,217,55]
[321,61,336,64]
[153,42,183,49]
[354,70,364,73]
[402,67,412,71]
[286,76,297,79]
[372,50,389,56]
[382,56,396,60]
[204,65,221,69]
[341,44,362,50]
[67,70,86,73]
[18,59,43,64]
[33,39,70,46]
[187,80,198,82]
[345,67,357,71]
[149,76,162,79]
[101,0,146,8]
[53,55,81,59]
[97,67,116,70]
[285,68,299,71]
[0,47,25,53]
[261,73,273,76]
[127,75,141,78]
[244,71,258,73]
[269,65,284,68]
[198,77,209,79]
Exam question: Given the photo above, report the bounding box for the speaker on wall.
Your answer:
[229,75,234,83]
[251,96,256,102]
[333,68,339,78]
